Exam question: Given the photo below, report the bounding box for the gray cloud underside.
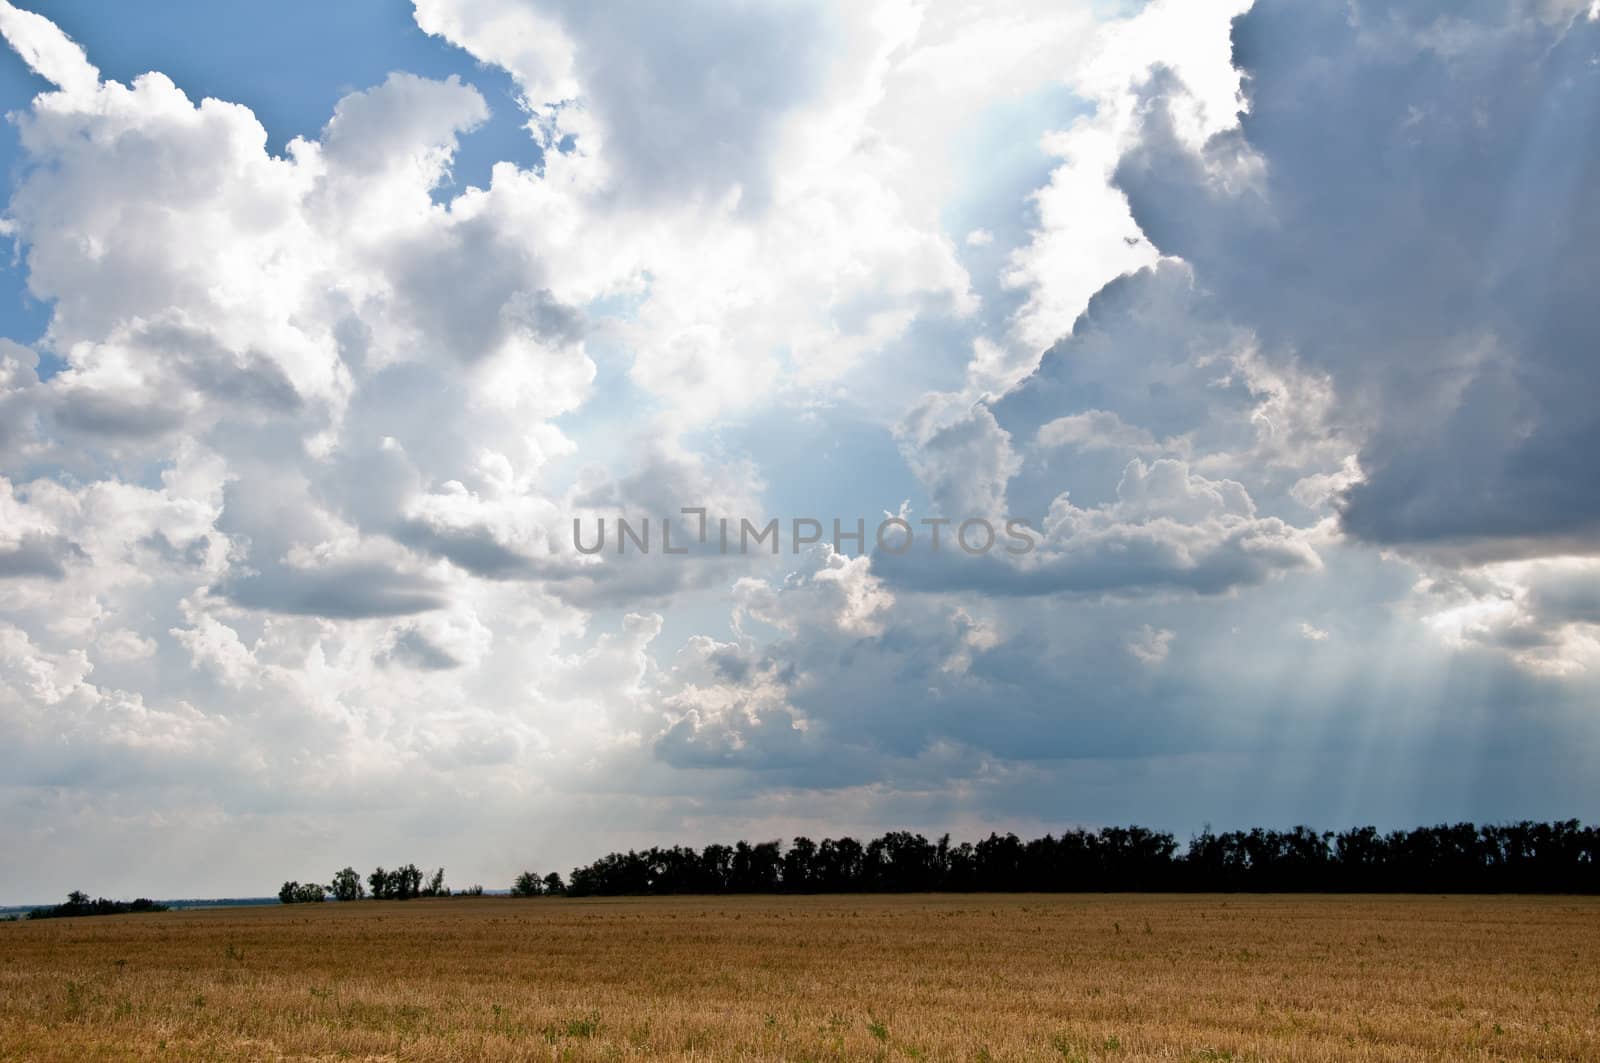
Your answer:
[1116,1,1600,552]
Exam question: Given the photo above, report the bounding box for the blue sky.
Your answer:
[0,0,1597,901]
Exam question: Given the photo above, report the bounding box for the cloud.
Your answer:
[993,260,1351,520]
[1036,410,1163,455]
[0,532,82,579]
[216,560,450,620]
[877,458,1320,598]
[1298,622,1329,642]
[379,625,465,671]
[1114,0,1600,555]
[1127,624,1174,665]
[393,516,544,581]
[409,0,989,424]
[995,0,1251,390]
[0,341,41,459]
[0,0,97,97]
[319,72,488,182]
[1415,556,1600,676]
[898,395,1021,518]
[413,0,846,208]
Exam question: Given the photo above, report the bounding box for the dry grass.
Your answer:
[0,894,1596,1061]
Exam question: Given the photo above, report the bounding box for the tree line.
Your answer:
[267,821,1598,901]
[278,864,484,903]
[25,891,169,919]
[511,871,567,896]
[560,821,1600,895]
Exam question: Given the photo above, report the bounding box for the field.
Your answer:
[1,895,1596,1061]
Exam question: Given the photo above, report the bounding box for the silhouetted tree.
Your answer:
[783,836,818,892]
[279,881,327,903]
[396,863,425,899]
[330,867,364,902]
[815,836,864,891]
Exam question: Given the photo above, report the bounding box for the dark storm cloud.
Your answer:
[1113,1,1600,553]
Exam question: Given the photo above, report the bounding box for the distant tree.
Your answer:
[700,844,733,892]
[424,868,447,897]
[330,867,364,902]
[511,871,542,897]
[368,867,389,900]
[29,893,168,919]
[726,840,782,891]
[867,832,941,891]
[457,884,484,896]
[280,881,327,904]
[393,863,424,899]
[816,837,864,891]
[783,836,817,891]
[542,872,565,895]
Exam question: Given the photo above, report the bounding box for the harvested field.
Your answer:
[1,894,1596,1061]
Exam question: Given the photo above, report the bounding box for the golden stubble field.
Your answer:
[0,894,1596,1062]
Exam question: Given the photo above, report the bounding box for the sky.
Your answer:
[0,0,1597,902]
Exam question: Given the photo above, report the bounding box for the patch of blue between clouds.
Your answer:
[942,83,1093,335]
